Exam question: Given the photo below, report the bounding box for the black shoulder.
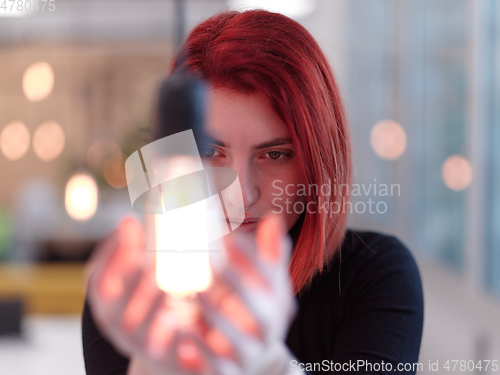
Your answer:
[82,295,130,375]
[340,229,417,264]
[329,230,424,372]
[338,230,421,286]
[335,230,423,312]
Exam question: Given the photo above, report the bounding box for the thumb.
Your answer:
[256,214,288,265]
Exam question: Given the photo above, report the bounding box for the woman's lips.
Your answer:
[226,219,260,233]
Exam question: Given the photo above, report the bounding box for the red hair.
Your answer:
[170,10,352,294]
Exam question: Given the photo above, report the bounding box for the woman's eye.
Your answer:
[268,151,282,160]
[203,148,216,157]
[263,150,292,162]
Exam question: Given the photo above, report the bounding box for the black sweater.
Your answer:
[82,230,424,374]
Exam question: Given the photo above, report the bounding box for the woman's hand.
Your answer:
[86,217,213,375]
[86,214,299,375]
[195,214,299,375]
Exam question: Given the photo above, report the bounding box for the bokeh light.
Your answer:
[65,174,98,221]
[87,139,121,172]
[103,153,127,189]
[32,121,65,162]
[0,121,30,161]
[22,62,54,102]
[370,119,407,160]
[442,155,472,191]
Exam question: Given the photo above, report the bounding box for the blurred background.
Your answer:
[0,0,498,374]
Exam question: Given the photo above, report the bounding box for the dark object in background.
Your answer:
[129,72,212,215]
[152,72,208,152]
[37,239,97,262]
[0,298,23,335]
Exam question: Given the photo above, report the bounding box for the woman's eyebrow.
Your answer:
[205,136,226,147]
[205,136,293,150]
[253,137,293,150]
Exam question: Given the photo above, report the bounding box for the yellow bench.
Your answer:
[0,263,87,315]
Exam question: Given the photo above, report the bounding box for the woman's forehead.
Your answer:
[205,88,291,146]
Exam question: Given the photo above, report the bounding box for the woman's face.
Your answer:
[202,88,307,236]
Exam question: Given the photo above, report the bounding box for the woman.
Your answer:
[82,9,424,375]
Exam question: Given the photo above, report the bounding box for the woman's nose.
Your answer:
[224,161,260,211]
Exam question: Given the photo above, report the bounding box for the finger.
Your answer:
[217,267,294,343]
[110,217,144,278]
[197,292,261,368]
[175,335,205,373]
[84,229,117,284]
[111,267,144,316]
[215,230,297,343]
[88,237,149,357]
[203,276,261,339]
[145,303,177,360]
[92,270,143,356]
[204,327,234,358]
[97,268,146,355]
[175,329,242,375]
[223,234,270,290]
[133,288,166,346]
[255,215,294,287]
[155,330,206,374]
[88,263,142,335]
[144,309,237,375]
[89,217,144,302]
[87,232,123,301]
[210,240,272,340]
[256,213,286,264]
[121,268,161,332]
[223,227,293,296]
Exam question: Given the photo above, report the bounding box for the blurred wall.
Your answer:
[0,41,172,206]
